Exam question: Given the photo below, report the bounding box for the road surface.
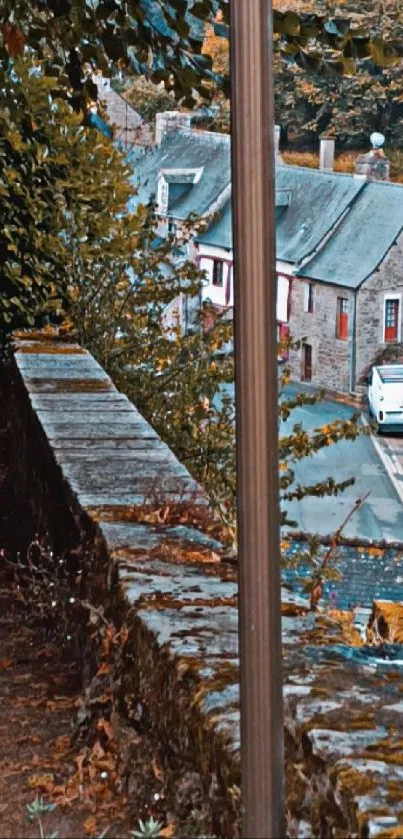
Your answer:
[217,383,403,541]
[282,388,403,541]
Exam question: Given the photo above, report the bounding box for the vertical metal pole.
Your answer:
[229,2,285,837]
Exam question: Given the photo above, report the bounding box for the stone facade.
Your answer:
[288,277,354,393]
[355,230,403,383]
[287,227,403,394]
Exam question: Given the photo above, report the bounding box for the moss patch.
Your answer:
[24,378,114,393]
[16,344,87,355]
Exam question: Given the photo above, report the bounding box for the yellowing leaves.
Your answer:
[151,756,165,783]
[28,773,55,791]
[159,825,177,838]
[83,816,98,837]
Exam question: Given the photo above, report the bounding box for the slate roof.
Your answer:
[128,127,403,289]
[283,544,403,611]
[127,129,231,218]
[275,166,364,265]
[296,179,403,288]
[196,199,232,249]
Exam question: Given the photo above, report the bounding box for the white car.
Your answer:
[368,364,403,433]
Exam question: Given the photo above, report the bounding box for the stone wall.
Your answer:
[355,230,403,382]
[288,229,403,394]
[5,333,403,838]
[288,279,354,393]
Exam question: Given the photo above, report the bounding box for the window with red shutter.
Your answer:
[384,299,399,342]
[336,298,349,340]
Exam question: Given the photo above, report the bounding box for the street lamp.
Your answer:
[229,1,285,837]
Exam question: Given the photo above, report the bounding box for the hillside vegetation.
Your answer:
[273,0,403,149]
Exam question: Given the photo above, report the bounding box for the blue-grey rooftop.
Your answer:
[127,129,231,218]
[128,127,403,288]
[275,166,364,264]
[196,199,232,249]
[297,179,403,287]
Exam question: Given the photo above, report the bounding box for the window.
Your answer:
[301,343,312,381]
[336,297,349,340]
[212,260,224,287]
[384,297,400,343]
[304,282,314,313]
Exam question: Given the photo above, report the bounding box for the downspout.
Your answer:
[194,246,203,333]
[349,291,357,393]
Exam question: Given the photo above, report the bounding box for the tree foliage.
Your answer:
[0,58,138,337]
[0,0,402,115]
[117,77,176,123]
[193,1,403,147]
[273,0,403,148]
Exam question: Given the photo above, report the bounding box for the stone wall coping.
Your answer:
[9,334,403,837]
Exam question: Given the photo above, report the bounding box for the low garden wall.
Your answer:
[4,332,403,838]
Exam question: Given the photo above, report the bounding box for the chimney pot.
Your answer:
[274,124,281,157]
[155,111,192,146]
[319,136,335,171]
[355,133,389,181]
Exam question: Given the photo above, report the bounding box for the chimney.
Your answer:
[274,124,281,158]
[355,133,390,181]
[155,111,192,146]
[319,135,335,171]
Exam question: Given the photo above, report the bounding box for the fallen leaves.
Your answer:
[16,734,43,746]
[27,773,55,791]
[34,646,57,660]
[97,718,114,743]
[159,824,177,838]
[51,735,72,756]
[152,756,165,783]
[0,656,12,670]
[83,816,98,836]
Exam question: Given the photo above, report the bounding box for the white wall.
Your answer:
[277,274,290,323]
[197,244,291,321]
[197,244,234,308]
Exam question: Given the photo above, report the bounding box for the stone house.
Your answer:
[92,73,153,148]
[129,118,403,395]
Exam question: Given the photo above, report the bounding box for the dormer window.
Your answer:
[156,167,204,216]
[275,189,291,208]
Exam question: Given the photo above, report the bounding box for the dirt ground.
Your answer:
[0,387,182,839]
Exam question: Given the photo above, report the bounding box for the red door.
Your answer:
[302,344,312,381]
[385,299,399,342]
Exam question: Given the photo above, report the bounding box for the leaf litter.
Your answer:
[0,392,207,839]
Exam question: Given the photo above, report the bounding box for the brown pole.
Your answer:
[229,1,285,837]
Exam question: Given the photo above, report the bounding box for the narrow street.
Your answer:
[219,382,403,542]
[282,389,403,541]
[361,417,403,510]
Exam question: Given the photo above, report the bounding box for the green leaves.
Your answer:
[0,0,401,115]
[0,56,132,339]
